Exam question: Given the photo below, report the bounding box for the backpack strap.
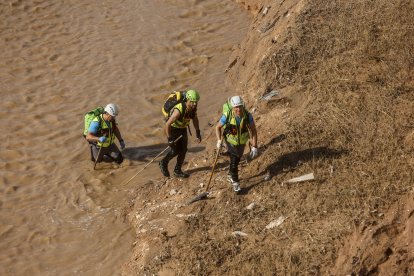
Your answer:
[180,102,187,120]
[223,107,252,134]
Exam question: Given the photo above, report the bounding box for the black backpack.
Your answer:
[161,91,187,120]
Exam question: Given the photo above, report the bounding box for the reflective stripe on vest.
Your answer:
[171,103,191,129]
[225,111,250,146]
[94,114,116,148]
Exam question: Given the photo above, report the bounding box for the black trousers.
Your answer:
[90,143,123,164]
[161,127,188,170]
[225,141,246,182]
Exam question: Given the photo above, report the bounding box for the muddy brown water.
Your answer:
[0,0,249,275]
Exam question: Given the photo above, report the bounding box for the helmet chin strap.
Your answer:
[103,112,113,121]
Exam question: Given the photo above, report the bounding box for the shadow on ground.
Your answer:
[123,144,205,162]
[242,133,348,194]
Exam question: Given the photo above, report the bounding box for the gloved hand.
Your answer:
[98,136,107,143]
[196,129,201,142]
[216,140,222,149]
[119,139,126,150]
[168,137,176,148]
[250,146,258,159]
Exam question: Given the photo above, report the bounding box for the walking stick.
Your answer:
[186,137,223,205]
[93,146,103,170]
[122,135,183,185]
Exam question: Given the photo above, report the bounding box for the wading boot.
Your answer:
[174,166,190,178]
[90,147,95,162]
[159,160,170,177]
[227,175,241,194]
[232,181,241,193]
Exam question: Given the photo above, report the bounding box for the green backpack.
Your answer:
[83,106,104,137]
[222,98,232,120]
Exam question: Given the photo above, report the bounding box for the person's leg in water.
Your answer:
[106,143,124,164]
[91,144,105,162]
[90,145,96,161]
[91,144,123,164]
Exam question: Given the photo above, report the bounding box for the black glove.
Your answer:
[196,129,201,142]
[168,137,176,147]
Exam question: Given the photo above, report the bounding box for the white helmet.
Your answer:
[104,103,119,117]
[230,96,244,107]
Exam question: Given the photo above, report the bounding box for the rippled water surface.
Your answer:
[0,0,249,275]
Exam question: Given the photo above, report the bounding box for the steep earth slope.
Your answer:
[123,0,414,274]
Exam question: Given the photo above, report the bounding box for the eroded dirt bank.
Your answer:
[123,0,413,274]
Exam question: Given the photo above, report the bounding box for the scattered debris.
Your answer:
[225,57,238,72]
[259,17,279,33]
[176,213,197,218]
[266,216,286,229]
[232,231,248,237]
[284,173,314,184]
[246,202,256,210]
[264,172,271,181]
[260,90,280,101]
[186,192,209,205]
[329,165,334,175]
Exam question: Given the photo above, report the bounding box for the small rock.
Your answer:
[169,189,177,195]
[246,203,256,210]
[232,231,248,237]
[284,173,314,184]
[260,90,279,101]
[266,216,286,229]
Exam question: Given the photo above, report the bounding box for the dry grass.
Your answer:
[252,0,414,273]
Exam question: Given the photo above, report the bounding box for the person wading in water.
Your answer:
[86,103,125,164]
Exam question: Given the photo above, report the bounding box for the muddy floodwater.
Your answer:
[0,0,249,275]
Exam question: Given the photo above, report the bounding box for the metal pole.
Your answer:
[122,135,183,185]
